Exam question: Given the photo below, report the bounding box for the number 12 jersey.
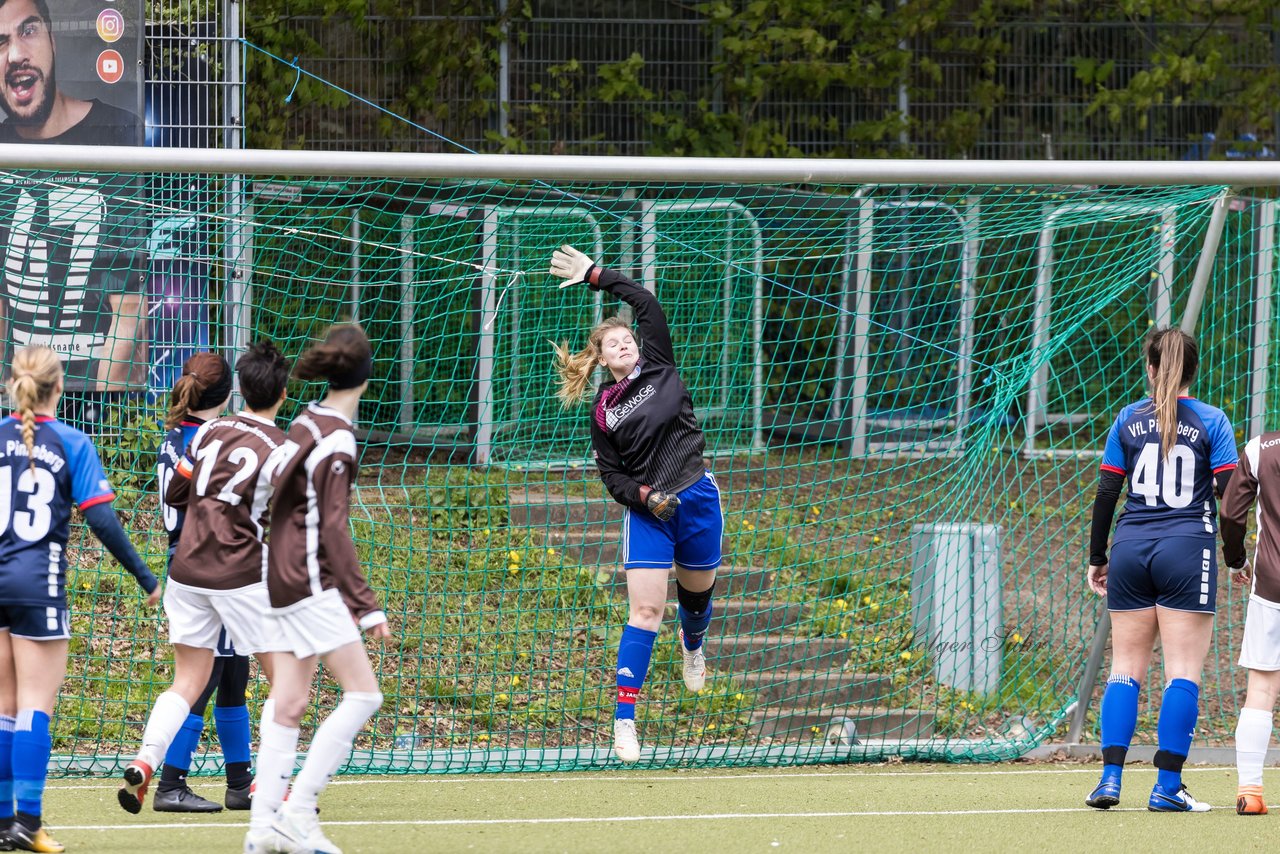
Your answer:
[1101,396,1237,541]
[166,413,286,590]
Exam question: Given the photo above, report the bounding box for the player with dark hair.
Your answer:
[118,343,292,817]
[1219,428,1280,815]
[1085,327,1236,813]
[551,246,723,764]
[247,324,389,854]
[145,352,257,812]
[0,0,141,145]
[0,345,158,853]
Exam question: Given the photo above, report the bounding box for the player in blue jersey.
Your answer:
[0,346,159,853]
[1085,327,1237,813]
[150,352,255,813]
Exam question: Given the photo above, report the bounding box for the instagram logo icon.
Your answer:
[97,9,124,43]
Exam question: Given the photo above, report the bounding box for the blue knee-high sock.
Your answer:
[164,713,205,775]
[0,715,14,825]
[677,604,713,651]
[676,584,714,652]
[1099,675,1140,778]
[213,705,252,766]
[615,625,657,721]
[12,710,50,819]
[1156,678,1199,791]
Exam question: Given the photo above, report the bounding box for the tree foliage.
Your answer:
[243,0,1280,157]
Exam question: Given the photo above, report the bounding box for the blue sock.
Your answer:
[677,603,713,651]
[164,713,205,776]
[0,715,14,823]
[12,710,50,819]
[213,705,252,765]
[615,625,657,721]
[1156,678,1199,791]
[1099,674,1140,778]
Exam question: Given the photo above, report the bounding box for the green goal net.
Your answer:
[4,161,1268,773]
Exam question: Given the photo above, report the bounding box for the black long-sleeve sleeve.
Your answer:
[84,502,158,594]
[1089,470,1126,566]
[589,267,676,367]
[591,417,647,511]
[584,265,708,509]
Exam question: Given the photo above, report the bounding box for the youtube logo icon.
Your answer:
[97,49,124,84]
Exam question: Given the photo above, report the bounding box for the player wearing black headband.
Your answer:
[119,344,293,816]
[247,324,389,854]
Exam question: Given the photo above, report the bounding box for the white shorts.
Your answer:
[264,588,361,659]
[164,579,285,656]
[1239,596,1280,671]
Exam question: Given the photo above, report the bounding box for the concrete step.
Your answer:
[648,598,801,634]
[541,526,622,566]
[740,670,894,708]
[750,707,935,741]
[586,564,775,598]
[702,634,851,671]
[508,490,623,528]
[708,599,805,634]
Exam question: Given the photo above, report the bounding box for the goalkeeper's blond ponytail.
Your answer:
[553,317,633,407]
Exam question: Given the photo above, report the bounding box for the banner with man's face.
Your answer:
[0,0,146,392]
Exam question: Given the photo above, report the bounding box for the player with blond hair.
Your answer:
[551,246,723,764]
[0,346,159,852]
[1085,327,1236,813]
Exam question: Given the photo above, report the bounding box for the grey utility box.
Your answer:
[909,524,1003,694]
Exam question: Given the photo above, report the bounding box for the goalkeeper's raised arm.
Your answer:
[547,244,722,767]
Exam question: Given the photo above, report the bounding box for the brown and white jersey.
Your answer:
[166,412,287,591]
[267,402,384,626]
[1220,431,1280,605]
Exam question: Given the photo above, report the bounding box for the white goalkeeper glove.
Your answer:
[549,245,596,288]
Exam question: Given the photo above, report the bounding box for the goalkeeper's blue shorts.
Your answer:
[1107,534,1217,614]
[622,472,723,571]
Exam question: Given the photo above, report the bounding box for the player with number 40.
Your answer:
[1084,327,1238,814]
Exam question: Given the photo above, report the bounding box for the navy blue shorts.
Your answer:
[0,605,69,640]
[1108,536,1217,614]
[623,472,724,571]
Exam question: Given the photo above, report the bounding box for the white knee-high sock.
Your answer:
[260,697,275,731]
[1236,707,1273,788]
[289,692,382,811]
[137,691,191,770]
[250,717,300,832]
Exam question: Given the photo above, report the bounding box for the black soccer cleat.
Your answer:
[225,783,252,811]
[152,785,223,813]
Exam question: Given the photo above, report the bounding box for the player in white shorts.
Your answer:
[246,325,390,854]
[1221,429,1280,815]
[118,342,293,814]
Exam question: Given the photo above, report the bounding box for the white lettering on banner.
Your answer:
[1,181,105,352]
[605,384,657,430]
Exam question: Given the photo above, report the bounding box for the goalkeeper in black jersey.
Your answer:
[552,246,723,764]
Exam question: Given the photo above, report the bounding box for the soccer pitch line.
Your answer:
[41,764,1241,791]
[49,806,1204,832]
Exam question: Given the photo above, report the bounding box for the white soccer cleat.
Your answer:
[272,804,344,854]
[613,718,641,764]
[244,827,306,854]
[679,629,707,692]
